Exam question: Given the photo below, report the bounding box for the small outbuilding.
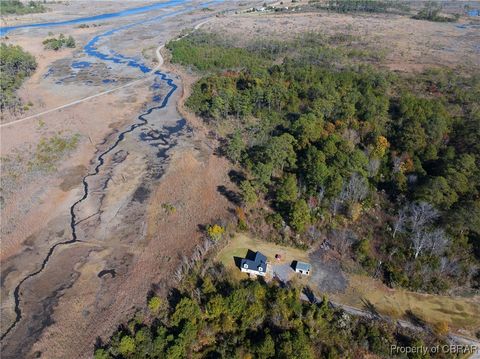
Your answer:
[293,261,311,275]
[240,251,268,276]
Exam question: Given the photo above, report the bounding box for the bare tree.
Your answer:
[331,229,357,257]
[367,158,381,178]
[411,230,430,259]
[341,173,369,203]
[427,228,449,255]
[342,128,360,146]
[392,156,402,174]
[439,257,459,276]
[393,201,442,258]
[331,198,342,216]
[440,257,449,273]
[193,287,202,302]
[306,225,322,243]
[392,206,408,238]
[410,229,450,259]
[317,187,325,204]
[174,266,183,282]
[173,237,217,281]
[409,202,438,234]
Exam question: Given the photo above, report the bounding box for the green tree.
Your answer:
[416,176,458,209]
[134,327,153,358]
[276,173,298,203]
[0,0,46,15]
[265,133,297,173]
[301,145,329,193]
[289,199,311,232]
[291,113,324,148]
[291,330,315,359]
[93,349,111,359]
[240,180,258,206]
[171,298,201,327]
[201,275,216,296]
[118,336,136,357]
[205,295,227,321]
[148,296,167,316]
[252,162,274,190]
[255,334,275,359]
[152,327,169,357]
[394,94,449,159]
[226,131,245,163]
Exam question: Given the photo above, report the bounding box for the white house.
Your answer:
[240,251,268,276]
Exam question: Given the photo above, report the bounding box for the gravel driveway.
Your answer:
[308,249,348,293]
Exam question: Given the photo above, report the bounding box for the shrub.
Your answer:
[207,224,225,241]
[434,321,449,336]
[43,34,76,51]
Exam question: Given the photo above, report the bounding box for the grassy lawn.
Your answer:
[217,233,309,281]
[331,274,480,337]
[218,233,480,337]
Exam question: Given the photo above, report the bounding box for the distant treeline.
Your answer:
[412,1,459,22]
[0,0,46,15]
[308,0,410,14]
[0,43,37,113]
[309,0,459,22]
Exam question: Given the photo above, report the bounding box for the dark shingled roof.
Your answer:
[241,251,267,273]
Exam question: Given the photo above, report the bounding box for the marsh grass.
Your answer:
[28,133,80,172]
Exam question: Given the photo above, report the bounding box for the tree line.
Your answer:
[0,0,46,15]
[0,43,37,114]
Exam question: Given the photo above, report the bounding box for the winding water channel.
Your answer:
[1,0,217,342]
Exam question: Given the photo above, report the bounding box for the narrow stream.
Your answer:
[1,0,219,342]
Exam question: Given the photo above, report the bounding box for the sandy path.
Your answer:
[0,75,153,128]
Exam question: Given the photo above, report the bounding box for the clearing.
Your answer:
[218,233,480,338]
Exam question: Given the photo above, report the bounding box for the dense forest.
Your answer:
[0,0,46,15]
[166,31,480,295]
[95,264,452,359]
[0,43,37,113]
